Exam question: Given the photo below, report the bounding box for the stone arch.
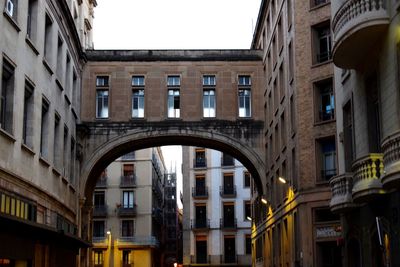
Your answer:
[79,126,266,203]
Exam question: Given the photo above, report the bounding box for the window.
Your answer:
[65,54,71,92]
[244,171,251,187]
[224,236,236,263]
[93,221,105,237]
[245,235,252,255]
[53,114,61,168]
[56,36,64,80]
[44,14,53,62]
[63,126,69,177]
[196,236,208,264]
[277,17,283,53]
[317,137,336,181]
[287,0,292,28]
[238,75,251,117]
[123,164,134,178]
[27,0,38,41]
[194,148,206,168]
[121,151,135,160]
[70,138,75,183]
[94,191,105,207]
[122,250,131,265]
[288,42,294,82]
[132,76,144,118]
[93,250,103,266]
[343,101,354,172]
[96,76,109,118]
[280,112,286,149]
[315,79,334,122]
[167,76,180,118]
[121,220,134,237]
[23,80,34,147]
[313,22,332,63]
[1,59,15,133]
[221,153,234,167]
[222,203,235,228]
[279,64,285,101]
[40,98,49,158]
[203,75,216,118]
[244,201,251,220]
[122,191,134,208]
[4,0,18,20]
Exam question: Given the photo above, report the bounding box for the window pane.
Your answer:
[132,76,145,86]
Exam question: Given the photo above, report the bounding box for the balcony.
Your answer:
[194,158,207,168]
[352,153,385,202]
[190,219,210,231]
[221,254,238,264]
[332,0,390,69]
[190,255,211,265]
[120,175,136,187]
[382,131,400,188]
[220,218,237,230]
[93,205,108,217]
[220,185,236,198]
[118,206,137,217]
[95,177,107,188]
[118,236,160,248]
[329,174,356,213]
[192,186,208,199]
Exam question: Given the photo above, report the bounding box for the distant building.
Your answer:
[182,147,252,266]
[91,148,165,267]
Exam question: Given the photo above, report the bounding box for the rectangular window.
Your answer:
[1,60,15,133]
[56,36,64,81]
[314,79,334,122]
[203,89,215,117]
[238,75,251,117]
[65,54,71,92]
[70,138,75,183]
[196,236,208,264]
[96,76,109,119]
[123,164,134,178]
[245,235,251,255]
[343,101,354,172]
[5,0,18,20]
[122,191,134,208]
[167,76,180,118]
[195,204,207,228]
[224,236,236,263]
[221,153,234,167]
[94,191,105,207]
[63,126,69,177]
[244,171,251,187]
[93,220,105,237]
[280,112,286,149]
[288,42,294,81]
[194,148,206,168]
[53,114,61,169]
[132,76,145,118]
[313,22,332,63]
[317,137,337,181]
[40,98,50,158]
[222,203,235,228]
[203,75,215,86]
[121,220,134,237]
[44,14,53,62]
[23,80,34,147]
[244,201,251,220]
[122,250,131,264]
[93,250,103,265]
[27,0,38,41]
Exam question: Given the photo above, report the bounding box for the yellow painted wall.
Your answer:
[133,250,151,267]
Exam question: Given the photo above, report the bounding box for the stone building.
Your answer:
[182,147,252,266]
[0,0,95,266]
[91,148,165,267]
[251,0,340,266]
[330,0,400,266]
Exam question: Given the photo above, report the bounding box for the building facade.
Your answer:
[91,148,165,267]
[0,0,95,266]
[251,0,340,266]
[182,147,252,266]
[330,0,400,266]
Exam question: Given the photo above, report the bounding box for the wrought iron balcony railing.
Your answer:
[95,177,107,188]
[120,175,136,187]
[118,205,137,217]
[220,185,236,198]
[93,205,108,217]
[192,186,208,198]
[220,218,237,229]
[190,219,210,230]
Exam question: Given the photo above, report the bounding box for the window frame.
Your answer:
[167,75,181,118]
[238,75,252,118]
[95,75,110,119]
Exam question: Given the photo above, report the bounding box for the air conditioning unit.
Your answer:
[5,0,14,17]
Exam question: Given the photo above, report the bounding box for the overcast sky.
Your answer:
[93,0,262,207]
[93,0,262,50]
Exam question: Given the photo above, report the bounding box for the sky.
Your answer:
[93,0,262,50]
[93,0,262,207]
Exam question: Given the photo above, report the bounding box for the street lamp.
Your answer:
[278,176,287,184]
[261,197,268,205]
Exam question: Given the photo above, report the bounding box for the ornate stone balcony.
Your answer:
[352,153,385,202]
[332,0,389,69]
[382,131,400,188]
[329,174,356,213]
